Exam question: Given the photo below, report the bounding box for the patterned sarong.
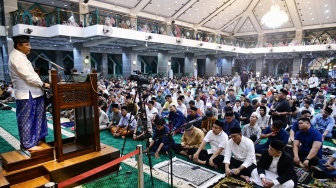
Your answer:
[16,92,48,149]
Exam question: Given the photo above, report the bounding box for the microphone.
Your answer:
[31,51,67,71]
[186,116,207,125]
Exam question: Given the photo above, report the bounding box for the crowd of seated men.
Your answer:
[94,73,336,187]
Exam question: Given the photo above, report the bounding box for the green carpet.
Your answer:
[0,109,65,143]
[0,136,15,153]
[82,162,170,188]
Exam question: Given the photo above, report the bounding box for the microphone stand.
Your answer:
[118,81,155,188]
[153,116,206,188]
[31,51,66,72]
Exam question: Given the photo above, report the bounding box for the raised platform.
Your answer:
[0,143,54,172]
[0,145,120,188]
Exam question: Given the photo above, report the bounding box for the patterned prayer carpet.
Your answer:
[208,177,254,188]
[153,157,225,188]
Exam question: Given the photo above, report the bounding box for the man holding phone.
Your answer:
[313,151,336,179]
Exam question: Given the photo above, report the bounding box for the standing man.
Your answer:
[308,73,319,96]
[240,70,248,91]
[270,89,291,128]
[9,35,50,152]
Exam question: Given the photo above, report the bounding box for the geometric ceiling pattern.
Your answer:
[238,17,256,33]
[25,0,336,36]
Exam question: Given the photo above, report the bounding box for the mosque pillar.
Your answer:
[2,0,18,81]
[295,30,304,45]
[73,43,91,73]
[158,50,171,78]
[258,33,265,47]
[256,56,263,77]
[185,52,196,77]
[122,47,139,78]
[292,57,301,77]
[55,50,64,75]
[205,54,216,76]
[100,53,108,78]
[220,57,233,76]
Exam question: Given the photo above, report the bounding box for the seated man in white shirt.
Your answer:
[99,108,110,130]
[250,140,297,188]
[224,127,257,181]
[146,101,158,115]
[111,106,137,138]
[188,120,228,169]
[299,100,315,115]
[258,106,271,131]
[176,96,187,117]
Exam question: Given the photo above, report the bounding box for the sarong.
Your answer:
[16,92,48,149]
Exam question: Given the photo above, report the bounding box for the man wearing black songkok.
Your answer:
[250,140,297,188]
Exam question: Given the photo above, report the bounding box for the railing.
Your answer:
[11,7,336,49]
[11,8,83,27]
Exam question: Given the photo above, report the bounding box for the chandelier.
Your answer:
[261,3,289,29]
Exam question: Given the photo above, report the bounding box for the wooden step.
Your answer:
[0,173,9,188]
[1,143,54,172]
[10,176,49,188]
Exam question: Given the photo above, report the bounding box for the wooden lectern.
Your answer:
[0,69,119,188]
[50,69,100,162]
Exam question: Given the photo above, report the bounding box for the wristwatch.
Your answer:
[42,83,46,88]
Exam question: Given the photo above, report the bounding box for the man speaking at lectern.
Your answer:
[9,35,50,152]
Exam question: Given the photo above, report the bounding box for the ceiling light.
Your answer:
[327,16,330,18]
[261,1,288,29]
[312,18,314,20]
[64,4,67,6]
[325,4,328,7]
[326,10,329,13]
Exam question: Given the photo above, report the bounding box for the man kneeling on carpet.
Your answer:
[111,106,137,138]
[173,123,204,156]
[224,127,256,181]
[145,116,174,158]
[250,140,298,188]
[189,120,228,169]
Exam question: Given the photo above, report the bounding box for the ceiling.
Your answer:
[52,0,336,36]
[19,0,336,58]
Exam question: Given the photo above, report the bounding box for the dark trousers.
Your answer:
[173,144,190,154]
[227,157,256,177]
[150,141,170,153]
[286,148,319,167]
[309,87,318,96]
[188,148,224,167]
[241,82,247,91]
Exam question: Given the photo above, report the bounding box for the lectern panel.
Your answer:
[57,83,93,109]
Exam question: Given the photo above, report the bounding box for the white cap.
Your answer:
[130,92,135,95]
[147,114,154,120]
[206,103,212,108]
[330,95,336,99]
[251,112,260,119]
[292,96,297,99]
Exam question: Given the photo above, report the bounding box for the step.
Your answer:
[1,143,54,172]
[10,176,49,188]
[0,173,9,188]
